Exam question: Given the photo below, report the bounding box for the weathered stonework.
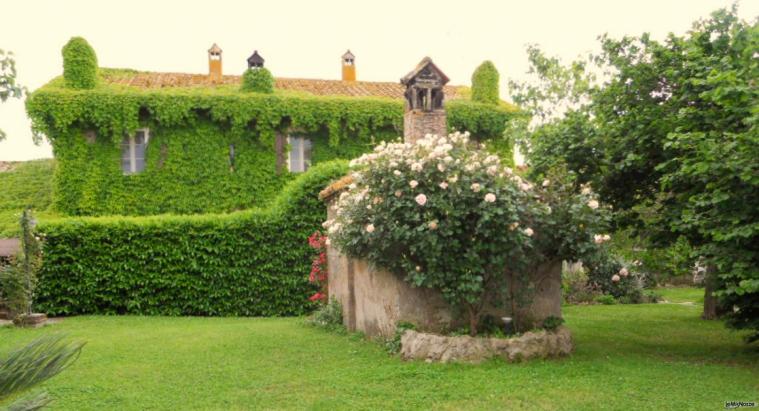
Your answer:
[403,109,447,144]
[325,198,454,338]
[400,326,573,363]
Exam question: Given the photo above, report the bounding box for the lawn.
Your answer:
[0,294,757,410]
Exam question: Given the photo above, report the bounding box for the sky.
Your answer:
[0,0,756,161]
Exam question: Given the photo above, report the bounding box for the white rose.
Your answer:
[471,183,481,192]
[409,180,419,188]
[542,179,550,187]
[394,170,402,176]
[523,227,534,237]
[365,224,375,233]
[484,193,496,203]
[587,200,599,209]
[439,181,449,190]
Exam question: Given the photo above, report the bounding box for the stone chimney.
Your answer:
[208,43,222,82]
[400,57,449,144]
[342,50,356,82]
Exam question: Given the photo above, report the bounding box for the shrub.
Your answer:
[34,161,348,316]
[471,61,499,105]
[306,298,344,331]
[327,133,610,335]
[561,262,601,304]
[595,295,616,305]
[241,67,274,93]
[542,315,565,331]
[385,321,416,354]
[0,209,42,320]
[61,37,97,89]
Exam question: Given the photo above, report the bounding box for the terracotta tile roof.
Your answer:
[0,239,20,258]
[319,175,354,201]
[101,71,465,100]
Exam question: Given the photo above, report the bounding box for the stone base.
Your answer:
[400,326,573,363]
[403,110,447,144]
[14,313,48,328]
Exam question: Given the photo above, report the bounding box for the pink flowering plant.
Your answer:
[325,132,610,335]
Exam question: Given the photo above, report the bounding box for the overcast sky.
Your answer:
[1,0,756,161]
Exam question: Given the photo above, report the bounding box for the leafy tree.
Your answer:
[516,7,759,342]
[0,335,84,410]
[471,61,500,105]
[61,37,98,89]
[0,49,26,141]
[241,67,274,93]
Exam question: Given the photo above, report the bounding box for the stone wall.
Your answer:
[403,109,447,144]
[325,198,453,338]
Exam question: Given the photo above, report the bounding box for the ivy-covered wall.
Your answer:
[27,70,520,217]
[50,121,395,216]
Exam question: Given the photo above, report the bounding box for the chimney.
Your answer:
[247,50,265,69]
[401,57,449,144]
[341,50,356,81]
[208,43,222,82]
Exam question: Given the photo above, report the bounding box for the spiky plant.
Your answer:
[0,335,84,410]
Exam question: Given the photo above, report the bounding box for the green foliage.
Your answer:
[25,70,516,216]
[328,134,610,335]
[385,321,416,354]
[241,68,274,93]
[517,7,759,341]
[0,160,56,237]
[0,335,84,411]
[561,262,601,304]
[305,298,344,332]
[61,37,97,90]
[542,315,564,331]
[0,210,43,320]
[0,49,26,141]
[33,161,349,316]
[471,61,499,105]
[594,295,616,305]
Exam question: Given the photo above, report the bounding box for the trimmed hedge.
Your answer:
[34,160,348,316]
[241,67,274,93]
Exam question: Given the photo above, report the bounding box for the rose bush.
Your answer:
[326,132,610,334]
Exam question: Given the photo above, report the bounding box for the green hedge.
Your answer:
[34,160,348,316]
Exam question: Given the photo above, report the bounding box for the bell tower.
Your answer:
[208,43,223,82]
[341,50,356,82]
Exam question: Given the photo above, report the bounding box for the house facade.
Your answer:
[27,42,517,217]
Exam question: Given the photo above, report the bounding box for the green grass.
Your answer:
[0,159,58,237]
[0,297,756,410]
[657,286,705,304]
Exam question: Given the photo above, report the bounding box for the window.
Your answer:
[121,129,149,174]
[288,136,312,173]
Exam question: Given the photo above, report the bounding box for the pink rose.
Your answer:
[415,194,427,206]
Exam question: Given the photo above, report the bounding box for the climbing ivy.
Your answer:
[241,67,274,93]
[26,68,519,216]
[471,61,499,105]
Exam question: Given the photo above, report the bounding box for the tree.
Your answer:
[517,7,759,342]
[0,49,26,141]
[471,61,500,105]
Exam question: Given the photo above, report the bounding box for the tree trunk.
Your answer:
[702,264,724,320]
[466,304,478,337]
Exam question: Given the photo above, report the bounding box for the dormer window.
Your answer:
[288,136,312,173]
[121,128,149,174]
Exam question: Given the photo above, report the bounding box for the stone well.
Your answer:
[319,182,564,339]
